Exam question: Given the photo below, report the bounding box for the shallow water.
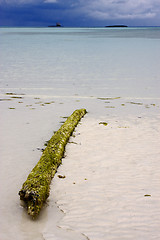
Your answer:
[0,27,160,239]
[0,27,160,97]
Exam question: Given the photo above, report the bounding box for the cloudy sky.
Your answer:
[0,0,160,27]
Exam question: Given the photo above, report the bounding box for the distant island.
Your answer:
[105,25,128,28]
[48,23,62,27]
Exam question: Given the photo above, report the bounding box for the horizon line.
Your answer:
[0,25,160,28]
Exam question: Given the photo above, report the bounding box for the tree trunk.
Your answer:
[19,109,86,218]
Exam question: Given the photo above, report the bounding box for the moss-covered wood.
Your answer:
[19,109,86,218]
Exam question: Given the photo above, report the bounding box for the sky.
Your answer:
[0,0,160,27]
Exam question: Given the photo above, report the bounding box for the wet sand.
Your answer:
[0,89,160,240]
[53,114,160,240]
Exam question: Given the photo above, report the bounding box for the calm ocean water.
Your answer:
[0,27,160,98]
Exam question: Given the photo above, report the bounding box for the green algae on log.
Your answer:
[19,109,86,218]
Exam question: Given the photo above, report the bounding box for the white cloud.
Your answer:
[79,0,160,20]
[44,0,57,2]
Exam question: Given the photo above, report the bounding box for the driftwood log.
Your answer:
[19,109,86,218]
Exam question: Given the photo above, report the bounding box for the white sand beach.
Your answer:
[0,89,160,240]
[52,113,160,240]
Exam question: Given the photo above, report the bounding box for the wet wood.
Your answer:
[19,109,87,218]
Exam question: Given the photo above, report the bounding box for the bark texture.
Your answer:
[19,109,86,218]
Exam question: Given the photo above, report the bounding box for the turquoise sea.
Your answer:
[0,27,160,98]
